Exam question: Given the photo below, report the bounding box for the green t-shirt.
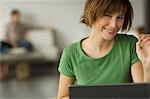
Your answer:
[58,34,139,84]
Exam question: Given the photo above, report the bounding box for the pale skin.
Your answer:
[136,34,150,81]
[57,12,150,99]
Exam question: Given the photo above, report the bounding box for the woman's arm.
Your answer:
[136,34,150,82]
[57,74,74,99]
[131,61,143,82]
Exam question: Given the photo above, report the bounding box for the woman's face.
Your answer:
[91,12,125,40]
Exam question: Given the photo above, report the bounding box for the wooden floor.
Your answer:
[0,65,59,99]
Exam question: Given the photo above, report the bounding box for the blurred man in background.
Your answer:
[0,9,33,80]
[0,9,33,53]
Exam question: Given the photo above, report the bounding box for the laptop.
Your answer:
[69,83,150,99]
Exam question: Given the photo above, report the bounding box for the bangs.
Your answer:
[105,0,127,15]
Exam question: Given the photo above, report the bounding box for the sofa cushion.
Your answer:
[26,29,59,61]
[26,29,55,50]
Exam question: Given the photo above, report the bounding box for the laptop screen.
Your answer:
[69,83,150,99]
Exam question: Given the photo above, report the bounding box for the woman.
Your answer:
[57,0,150,99]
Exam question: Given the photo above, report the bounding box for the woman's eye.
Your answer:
[117,16,124,20]
[105,15,111,18]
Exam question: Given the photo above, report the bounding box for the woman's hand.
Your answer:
[136,34,150,82]
[136,34,150,66]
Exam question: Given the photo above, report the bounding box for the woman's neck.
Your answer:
[89,31,114,51]
[81,31,115,58]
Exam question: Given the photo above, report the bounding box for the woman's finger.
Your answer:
[140,34,150,40]
[140,36,150,47]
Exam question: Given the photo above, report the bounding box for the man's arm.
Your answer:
[5,24,18,47]
[25,24,54,32]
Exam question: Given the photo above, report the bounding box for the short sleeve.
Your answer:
[58,48,75,78]
[130,36,139,65]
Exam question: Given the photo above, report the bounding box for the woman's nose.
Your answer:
[110,19,117,28]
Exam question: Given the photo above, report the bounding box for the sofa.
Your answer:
[0,29,60,80]
[0,29,60,63]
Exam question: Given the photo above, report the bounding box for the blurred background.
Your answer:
[0,0,149,99]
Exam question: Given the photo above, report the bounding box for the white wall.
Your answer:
[0,0,89,49]
[0,0,145,49]
[130,0,145,29]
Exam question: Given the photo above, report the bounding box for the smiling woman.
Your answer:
[57,0,150,99]
[80,0,133,32]
[90,12,125,41]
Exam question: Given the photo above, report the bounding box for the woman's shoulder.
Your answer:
[116,34,138,42]
[63,41,80,54]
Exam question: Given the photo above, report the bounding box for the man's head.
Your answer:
[80,0,133,32]
[11,9,21,24]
